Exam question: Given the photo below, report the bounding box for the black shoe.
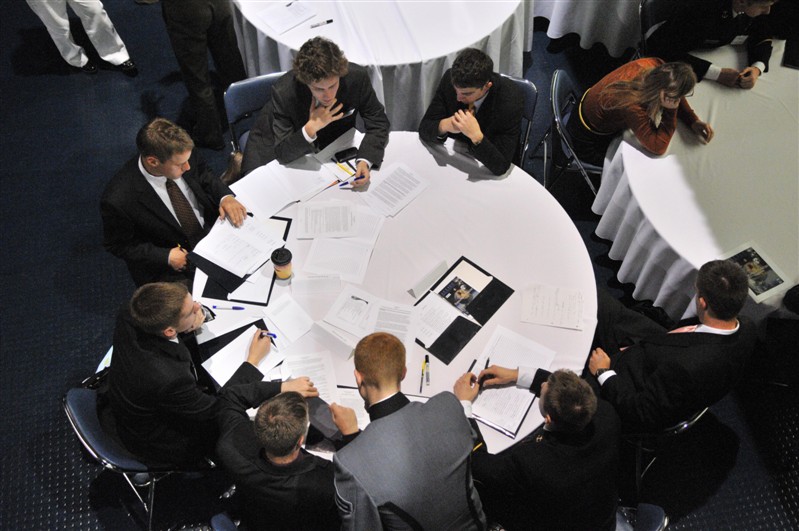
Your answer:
[118,59,139,78]
[80,61,98,75]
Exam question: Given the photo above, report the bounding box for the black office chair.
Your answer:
[63,387,201,530]
[547,69,602,196]
[500,74,539,168]
[617,503,669,531]
[624,407,709,499]
[223,72,285,153]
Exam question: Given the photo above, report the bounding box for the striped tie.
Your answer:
[165,179,204,245]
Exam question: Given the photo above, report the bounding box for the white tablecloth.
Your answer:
[206,131,598,453]
[532,0,640,57]
[231,0,528,131]
[593,41,799,321]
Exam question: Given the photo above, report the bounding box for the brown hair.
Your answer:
[136,117,194,163]
[254,392,309,457]
[129,282,189,335]
[354,332,405,389]
[696,260,749,320]
[293,37,349,85]
[541,370,597,433]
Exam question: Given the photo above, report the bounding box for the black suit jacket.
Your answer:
[100,153,233,286]
[241,64,390,176]
[216,384,339,531]
[418,71,524,175]
[645,0,774,79]
[471,394,621,531]
[98,306,280,466]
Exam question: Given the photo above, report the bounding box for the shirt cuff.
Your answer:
[597,370,617,385]
[516,366,536,390]
[302,126,316,144]
[355,158,372,169]
[751,62,766,74]
[705,64,721,81]
[219,193,234,206]
[460,400,473,418]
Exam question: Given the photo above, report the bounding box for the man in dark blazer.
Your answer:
[98,282,317,466]
[645,0,776,89]
[456,367,621,531]
[329,332,486,530]
[101,117,247,286]
[588,260,757,431]
[241,37,390,184]
[418,47,524,175]
[216,391,339,530]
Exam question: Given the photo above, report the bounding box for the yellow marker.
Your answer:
[335,162,355,176]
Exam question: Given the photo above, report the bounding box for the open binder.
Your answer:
[414,256,513,364]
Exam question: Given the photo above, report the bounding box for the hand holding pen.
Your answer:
[247,329,272,366]
[339,160,370,188]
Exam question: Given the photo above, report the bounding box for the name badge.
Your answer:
[731,35,748,46]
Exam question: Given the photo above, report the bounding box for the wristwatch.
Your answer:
[595,368,610,378]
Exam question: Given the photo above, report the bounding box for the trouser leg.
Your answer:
[67,0,130,65]
[205,0,246,89]
[26,0,88,67]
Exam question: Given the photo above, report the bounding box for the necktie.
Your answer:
[467,102,475,114]
[165,179,204,246]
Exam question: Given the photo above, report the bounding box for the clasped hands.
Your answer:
[438,109,484,145]
[717,66,760,89]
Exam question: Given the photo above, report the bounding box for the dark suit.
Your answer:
[216,385,339,531]
[241,64,390,176]
[101,153,233,286]
[645,0,774,80]
[98,306,280,466]
[594,290,756,431]
[334,392,486,530]
[418,71,524,175]
[471,387,621,531]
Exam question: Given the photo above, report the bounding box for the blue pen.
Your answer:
[213,305,245,310]
[338,175,366,187]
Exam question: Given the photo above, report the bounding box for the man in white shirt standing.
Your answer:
[101,117,247,286]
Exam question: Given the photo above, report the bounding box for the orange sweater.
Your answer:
[580,58,699,156]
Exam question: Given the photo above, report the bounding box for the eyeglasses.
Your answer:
[663,90,693,101]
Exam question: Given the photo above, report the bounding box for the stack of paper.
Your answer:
[192,216,284,278]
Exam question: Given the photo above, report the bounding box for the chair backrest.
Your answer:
[639,0,675,54]
[550,69,580,161]
[223,72,285,152]
[662,406,708,436]
[501,74,538,166]
[63,388,150,473]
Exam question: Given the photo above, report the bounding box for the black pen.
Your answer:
[310,19,333,28]
[467,359,477,373]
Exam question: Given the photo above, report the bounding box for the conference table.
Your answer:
[592,41,798,322]
[230,0,530,131]
[531,0,640,57]
[195,131,598,453]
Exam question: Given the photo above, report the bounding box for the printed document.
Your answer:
[193,216,284,278]
[361,163,429,217]
[284,351,339,405]
[296,200,358,239]
[257,2,316,34]
[201,325,286,386]
[521,284,585,331]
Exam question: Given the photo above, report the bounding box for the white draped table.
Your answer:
[230,0,528,131]
[593,41,799,321]
[201,131,598,453]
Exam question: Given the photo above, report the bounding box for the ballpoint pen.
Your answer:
[424,354,430,386]
[260,329,278,349]
[419,358,426,393]
[310,19,333,28]
[212,305,245,310]
[339,174,365,187]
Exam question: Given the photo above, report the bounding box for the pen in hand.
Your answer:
[338,175,365,187]
[260,330,278,349]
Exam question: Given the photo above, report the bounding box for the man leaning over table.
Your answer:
[327,332,486,530]
[101,117,247,286]
[454,367,621,531]
[419,47,524,175]
[587,260,757,432]
[97,281,318,466]
[240,37,390,186]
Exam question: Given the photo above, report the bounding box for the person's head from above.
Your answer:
[644,62,697,111]
[695,260,749,323]
[732,0,778,17]
[538,369,597,433]
[294,37,349,107]
[353,332,407,403]
[137,117,194,179]
[451,48,494,105]
[254,391,309,462]
[129,282,202,338]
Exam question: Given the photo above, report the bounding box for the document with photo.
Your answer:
[722,242,790,303]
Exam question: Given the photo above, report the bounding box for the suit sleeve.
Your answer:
[601,359,693,430]
[272,84,317,165]
[101,193,171,269]
[644,2,714,79]
[623,106,678,156]
[352,71,390,166]
[418,73,452,143]
[470,82,524,175]
[241,102,277,176]
[333,455,383,531]
[747,18,773,72]
[193,154,234,205]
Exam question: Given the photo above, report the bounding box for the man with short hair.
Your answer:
[241,37,390,185]
[329,332,486,530]
[588,260,757,431]
[99,281,317,466]
[216,391,339,530]
[101,117,247,286]
[455,367,621,531]
[419,47,524,175]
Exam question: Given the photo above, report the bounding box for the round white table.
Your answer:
[593,41,799,321]
[230,0,528,131]
[200,131,598,453]
[532,0,640,58]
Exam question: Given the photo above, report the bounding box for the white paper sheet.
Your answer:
[303,238,374,284]
[323,285,379,338]
[521,284,585,331]
[296,200,358,239]
[192,216,284,278]
[201,325,286,386]
[471,326,556,438]
[256,1,317,35]
[262,293,314,343]
[361,163,429,217]
[414,293,464,348]
[284,351,340,405]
